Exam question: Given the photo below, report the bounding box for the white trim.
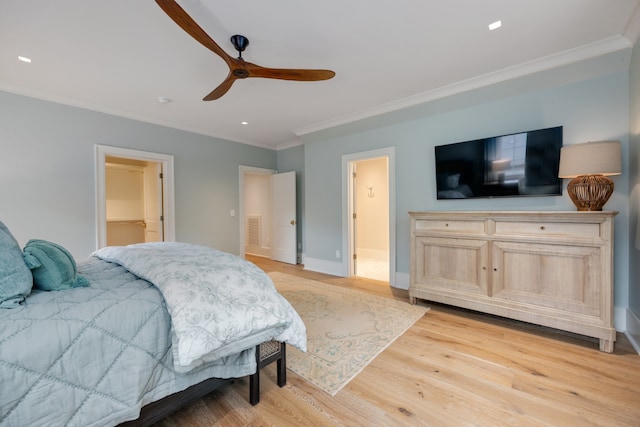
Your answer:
[0,83,275,150]
[238,165,276,258]
[342,147,397,286]
[294,36,631,138]
[95,145,175,249]
[623,2,640,45]
[303,257,345,277]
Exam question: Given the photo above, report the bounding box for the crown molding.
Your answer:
[293,36,632,138]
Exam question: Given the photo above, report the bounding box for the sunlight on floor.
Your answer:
[356,257,389,282]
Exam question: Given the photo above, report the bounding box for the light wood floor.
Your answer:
[154,256,640,427]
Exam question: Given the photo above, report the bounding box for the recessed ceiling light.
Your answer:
[488,20,502,31]
[241,121,248,125]
[157,96,172,103]
[18,56,31,63]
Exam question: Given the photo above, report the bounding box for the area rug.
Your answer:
[269,271,429,396]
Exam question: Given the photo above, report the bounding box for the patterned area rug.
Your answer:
[269,271,429,396]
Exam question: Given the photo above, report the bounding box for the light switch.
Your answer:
[230,209,235,217]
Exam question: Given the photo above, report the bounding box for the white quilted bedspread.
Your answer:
[93,242,307,372]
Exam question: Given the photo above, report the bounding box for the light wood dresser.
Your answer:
[409,211,617,352]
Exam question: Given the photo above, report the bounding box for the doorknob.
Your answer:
[290,220,296,225]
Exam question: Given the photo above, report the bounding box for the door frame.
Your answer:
[342,147,396,286]
[95,145,175,249]
[238,165,276,258]
[143,162,164,243]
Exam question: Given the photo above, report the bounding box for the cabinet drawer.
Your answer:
[414,219,485,234]
[493,220,601,239]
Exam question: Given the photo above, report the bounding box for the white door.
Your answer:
[144,162,164,242]
[270,171,297,264]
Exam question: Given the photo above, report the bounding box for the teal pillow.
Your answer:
[23,239,89,291]
[0,221,33,308]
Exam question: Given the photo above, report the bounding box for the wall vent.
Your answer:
[247,215,262,246]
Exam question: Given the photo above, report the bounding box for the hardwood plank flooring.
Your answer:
[154,256,640,427]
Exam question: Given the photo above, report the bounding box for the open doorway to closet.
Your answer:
[343,147,396,286]
[104,157,163,246]
[95,145,175,250]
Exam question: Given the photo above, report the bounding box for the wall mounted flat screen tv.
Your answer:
[435,126,563,200]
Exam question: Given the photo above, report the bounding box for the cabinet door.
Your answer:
[491,241,602,317]
[413,236,490,296]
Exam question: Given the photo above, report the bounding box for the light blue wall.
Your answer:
[302,71,632,319]
[0,90,276,258]
[629,41,640,328]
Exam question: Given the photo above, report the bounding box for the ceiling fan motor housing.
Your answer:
[230,34,249,56]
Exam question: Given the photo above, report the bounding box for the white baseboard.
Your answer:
[625,308,640,354]
[303,255,410,290]
[394,271,409,290]
[303,256,346,277]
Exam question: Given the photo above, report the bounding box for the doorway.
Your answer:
[95,145,175,249]
[239,166,297,264]
[241,169,273,258]
[343,147,396,286]
[104,157,163,246]
[352,157,389,281]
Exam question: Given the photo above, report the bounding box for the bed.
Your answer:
[0,222,306,427]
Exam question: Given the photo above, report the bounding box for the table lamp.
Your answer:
[558,140,621,211]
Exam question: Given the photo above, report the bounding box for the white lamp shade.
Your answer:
[491,159,511,171]
[558,141,621,178]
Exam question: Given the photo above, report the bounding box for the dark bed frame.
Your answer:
[120,341,286,426]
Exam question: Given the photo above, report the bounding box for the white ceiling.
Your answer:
[1,0,639,150]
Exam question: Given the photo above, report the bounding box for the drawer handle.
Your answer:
[540,226,545,230]
[445,223,449,227]
[493,268,498,272]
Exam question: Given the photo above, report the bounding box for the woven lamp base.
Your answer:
[566,175,614,211]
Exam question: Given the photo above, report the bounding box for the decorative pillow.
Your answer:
[23,239,89,291]
[0,221,33,308]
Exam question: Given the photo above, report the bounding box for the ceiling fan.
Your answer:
[155,0,336,100]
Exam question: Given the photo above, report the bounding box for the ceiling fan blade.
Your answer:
[203,75,237,101]
[155,0,234,67]
[244,62,335,81]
